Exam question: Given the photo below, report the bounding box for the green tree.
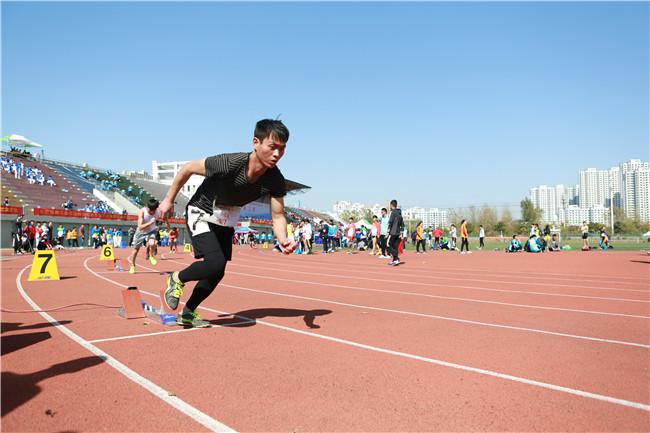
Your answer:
[478,203,499,234]
[520,198,543,226]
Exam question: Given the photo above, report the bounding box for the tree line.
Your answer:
[339,199,649,237]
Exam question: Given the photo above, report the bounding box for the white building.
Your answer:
[530,184,579,224]
[152,160,204,198]
[566,205,590,226]
[403,206,447,228]
[332,201,367,216]
[619,159,650,220]
[589,205,607,225]
[533,159,649,225]
[579,168,611,208]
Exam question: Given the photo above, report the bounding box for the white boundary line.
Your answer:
[218,281,650,349]
[226,267,650,319]
[14,265,236,433]
[191,292,650,413]
[80,257,650,413]
[233,254,650,294]
[242,249,650,284]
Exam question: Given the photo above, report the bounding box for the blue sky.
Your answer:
[2,1,648,214]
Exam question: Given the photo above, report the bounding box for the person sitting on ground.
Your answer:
[439,236,450,250]
[599,227,611,249]
[47,176,56,187]
[524,234,543,253]
[548,234,561,251]
[506,234,523,252]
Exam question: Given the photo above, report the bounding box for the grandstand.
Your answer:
[0,157,93,210]
[127,176,189,215]
[48,162,101,197]
[2,150,314,231]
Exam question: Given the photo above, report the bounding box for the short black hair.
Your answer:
[254,119,290,144]
[390,199,397,207]
[147,198,159,211]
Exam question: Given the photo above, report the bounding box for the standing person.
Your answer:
[415,221,426,254]
[386,199,404,266]
[320,220,330,254]
[70,227,79,248]
[346,217,356,254]
[370,215,381,255]
[460,219,471,254]
[127,226,135,247]
[56,224,65,246]
[478,225,485,250]
[449,224,457,250]
[91,225,101,248]
[379,208,389,258]
[581,221,589,249]
[127,199,160,275]
[12,213,24,255]
[34,222,42,250]
[158,119,297,327]
[301,219,313,254]
[78,225,85,249]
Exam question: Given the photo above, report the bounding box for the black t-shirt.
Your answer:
[188,152,286,214]
[13,218,22,235]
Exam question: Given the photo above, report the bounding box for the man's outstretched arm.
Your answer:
[158,158,206,220]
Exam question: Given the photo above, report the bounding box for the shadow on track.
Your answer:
[214,308,333,329]
[1,355,104,416]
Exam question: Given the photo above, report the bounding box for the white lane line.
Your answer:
[226,268,650,319]
[194,295,650,413]
[218,282,650,349]
[231,259,650,299]
[240,249,650,285]
[85,257,650,412]
[87,320,256,344]
[15,266,236,433]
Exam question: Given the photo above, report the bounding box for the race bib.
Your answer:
[200,205,241,227]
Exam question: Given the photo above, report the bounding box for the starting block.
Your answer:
[117,287,145,319]
[106,258,126,271]
[117,287,177,326]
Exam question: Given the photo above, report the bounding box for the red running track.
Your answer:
[1,246,649,432]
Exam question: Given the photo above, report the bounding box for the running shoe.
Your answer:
[388,260,398,266]
[177,310,211,328]
[129,265,135,275]
[149,255,157,265]
[164,272,184,310]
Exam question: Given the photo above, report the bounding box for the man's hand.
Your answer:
[279,238,297,255]
[158,198,174,222]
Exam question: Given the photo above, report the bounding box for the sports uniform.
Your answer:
[168,152,286,323]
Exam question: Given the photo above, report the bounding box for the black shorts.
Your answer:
[582,233,588,239]
[188,224,234,260]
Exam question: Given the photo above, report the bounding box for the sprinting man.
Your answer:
[128,198,160,274]
[169,227,178,253]
[158,119,297,327]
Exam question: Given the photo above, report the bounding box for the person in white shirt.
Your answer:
[301,218,313,255]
